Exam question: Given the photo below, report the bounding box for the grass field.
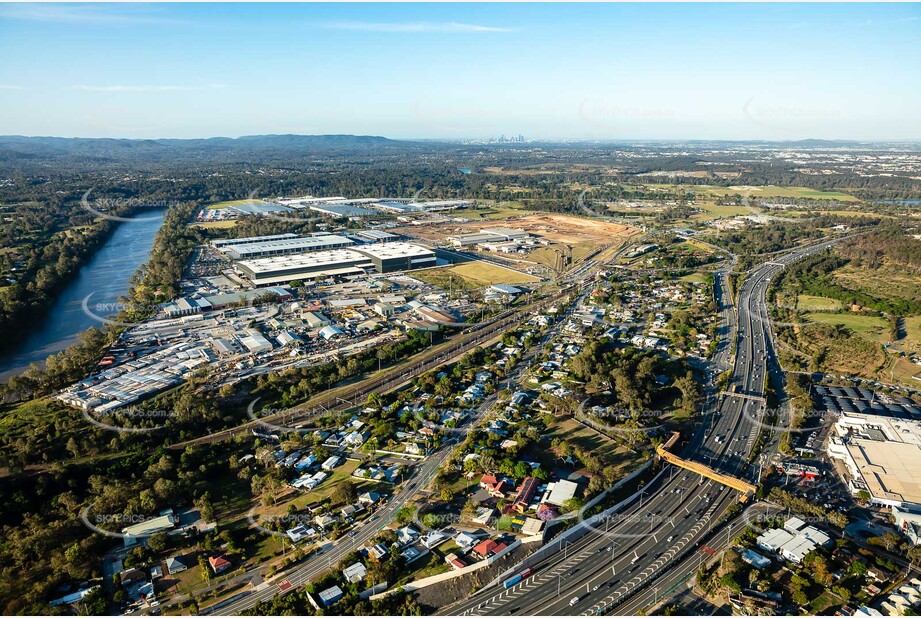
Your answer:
[796,294,842,312]
[644,183,860,202]
[411,269,478,291]
[541,417,643,477]
[804,312,890,342]
[676,239,718,255]
[886,355,921,385]
[833,264,921,306]
[415,261,539,289]
[904,316,921,345]
[808,209,896,219]
[680,272,709,284]
[461,201,529,221]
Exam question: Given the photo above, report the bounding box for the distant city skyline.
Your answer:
[1,2,919,141]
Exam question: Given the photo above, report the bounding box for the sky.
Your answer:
[0,2,919,141]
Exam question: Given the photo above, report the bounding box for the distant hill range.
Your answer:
[0,134,425,166]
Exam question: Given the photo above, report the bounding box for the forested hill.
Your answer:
[0,134,425,166]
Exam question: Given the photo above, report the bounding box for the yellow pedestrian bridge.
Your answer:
[657,432,757,502]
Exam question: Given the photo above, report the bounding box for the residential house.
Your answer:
[366,543,389,561]
[342,562,367,584]
[396,525,420,547]
[208,555,232,574]
[165,556,187,575]
[317,585,343,607]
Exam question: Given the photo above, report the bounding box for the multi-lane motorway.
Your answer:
[447,238,842,617]
[210,285,590,615]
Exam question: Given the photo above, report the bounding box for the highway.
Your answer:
[446,238,842,616]
[212,284,589,615]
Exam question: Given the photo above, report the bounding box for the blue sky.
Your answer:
[0,3,919,140]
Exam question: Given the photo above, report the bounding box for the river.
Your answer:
[0,209,166,380]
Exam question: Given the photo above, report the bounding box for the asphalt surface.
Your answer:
[212,285,590,615]
[446,238,843,617]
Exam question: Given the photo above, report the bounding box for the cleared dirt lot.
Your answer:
[399,213,638,249]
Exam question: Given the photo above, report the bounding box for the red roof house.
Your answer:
[208,555,232,574]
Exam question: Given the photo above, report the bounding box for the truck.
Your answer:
[503,574,523,589]
[502,567,534,589]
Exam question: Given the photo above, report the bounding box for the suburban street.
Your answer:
[211,283,590,614]
[445,237,844,616]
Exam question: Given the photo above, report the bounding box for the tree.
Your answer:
[147,531,169,553]
[869,532,903,553]
[561,497,584,513]
[194,493,215,523]
[198,555,211,584]
[366,392,383,410]
[513,461,531,480]
[461,500,478,522]
[66,437,80,459]
[78,587,107,616]
[332,480,358,506]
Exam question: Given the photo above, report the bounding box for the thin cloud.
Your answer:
[319,20,515,33]
[0,4,186,26]
[0,85,24,90]
[864,15,919,27]
[72,84,223,93]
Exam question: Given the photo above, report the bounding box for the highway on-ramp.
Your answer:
[446,238,842,616]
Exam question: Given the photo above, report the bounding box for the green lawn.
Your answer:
[676,239,717,255]
[904,316,921,345]
[415,261,539,289]
[462,201,529,220]
[446,261,540,285]
[680,272,709,284]
[796,294,842,312]
[804,312,890,342]
[808,589,844,614]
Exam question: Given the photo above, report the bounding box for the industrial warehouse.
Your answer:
[217,233,355,260]
[826,411,921,511]
[234,242,436,286]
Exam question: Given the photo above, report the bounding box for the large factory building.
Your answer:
[234,242,435,286]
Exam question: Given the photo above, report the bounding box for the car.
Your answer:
[593,585,600,591]
[667,535,674,543]
[570,597,581,607]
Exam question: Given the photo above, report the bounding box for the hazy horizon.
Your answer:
[2,2,919,141]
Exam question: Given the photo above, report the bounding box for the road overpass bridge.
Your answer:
[656,433,757,502]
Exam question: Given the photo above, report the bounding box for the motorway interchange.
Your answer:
[210,284,590,614]
[446,239,843,617]
[209,238,843,616]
